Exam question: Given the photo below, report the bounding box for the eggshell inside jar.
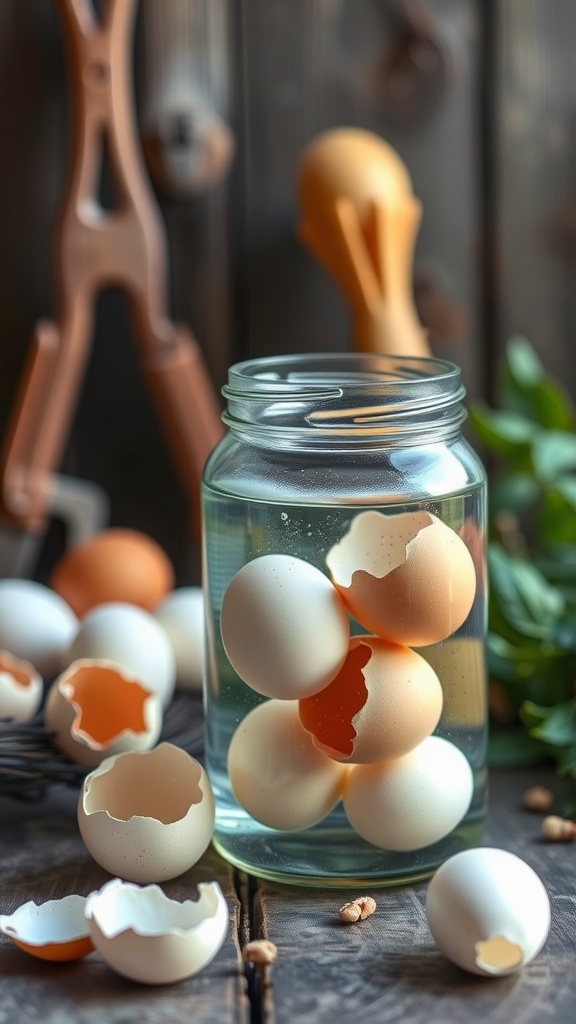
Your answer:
[85,878,228,985]
[326,510,476,647]
[220,554,350,700]
[78,742,214,883]
[69,602,176,708]
[0,579,78,678]
[227,700,348,830]
[299,636,443,763]
[425,848,551,976]
[44,659,162,767]
[0,650,43,723]
[343,735,473,851]
[49,527,174,617]
[0,894,93,961]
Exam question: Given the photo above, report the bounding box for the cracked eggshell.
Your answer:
[299,636,443,763]
[0,579,78,678]
[326,510,476,647]
[227,699,348,830]
[44,659,162,768]
[78,742,215,883]
[220,554,350,700]
[85,878,228,985]
[425,848,551,976]
[0,650,43,722]
[69,602,176,708]
[0,894,93,961]
[343,735,473,851]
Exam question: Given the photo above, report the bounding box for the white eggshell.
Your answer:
[0,650,43,722]
[78,742,214,883]
[44,659,163,768]
[227,699,347,830]
[343,736,473,851]
[0,895,92,962]
[326,510,477,647]
[425,848,551,976]
[85,878,228,985]
[220,554,350,699]
[69,602,176,707]
[154,587,204,691]
[0,580,78,677]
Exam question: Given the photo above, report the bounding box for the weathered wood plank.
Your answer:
[251,769,576,1024]
[0,787,248,1024]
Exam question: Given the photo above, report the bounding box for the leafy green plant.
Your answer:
[469,337,576,788]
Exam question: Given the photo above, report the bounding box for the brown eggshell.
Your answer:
[326,510,477,647]
[299,636,443,763]
[49,528,174,617]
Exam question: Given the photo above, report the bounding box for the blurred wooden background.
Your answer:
[0,0,573,580]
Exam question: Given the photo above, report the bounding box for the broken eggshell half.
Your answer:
[44,659,163,768]
[0,894,93,961]
[0,650,43,723]
[84,877,228,985]
[78,742,215,883]
[326,510,477,647]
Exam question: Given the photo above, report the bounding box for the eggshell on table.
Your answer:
[299,636,443,763]
[0,580,78,678]
[326,510,476,647]
[220,554,350,700]
[85,878,228,985]
[425,848,551,976]
[0,650,43,722]
[343,735,473,851]
[0,894,93,961]
[228,699,348,830]
[49,528,174,617]
[154,587,204,692]
[69,602,176,708]
[78,742,214,883]
[44,659,162,767]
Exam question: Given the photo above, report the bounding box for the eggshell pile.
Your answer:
[78,742,214,883]
[425,848,551,975]
[85,878,228,985]
[49,528,174,617]
[220,508,478,850]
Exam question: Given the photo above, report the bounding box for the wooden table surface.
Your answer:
[1,767,574,1024]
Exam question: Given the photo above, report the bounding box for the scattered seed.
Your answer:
[542,815,576,842]
[339,896,377,923]
[522,786,554,813]
[241,939,278,966]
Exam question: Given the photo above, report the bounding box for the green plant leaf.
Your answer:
[523,698,576,745]
[489,473,540,517]
[468,403,535,457]
[499,336,575,430]
[532,432,576,482]
[538,480,576,545]
[488,546,564,640]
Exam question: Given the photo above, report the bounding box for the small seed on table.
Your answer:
[242,939,278,965]
[542,815,576,842]
[339,896,377,923]
[522,786,554,812]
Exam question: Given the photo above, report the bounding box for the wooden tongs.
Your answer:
[0,0,224,540]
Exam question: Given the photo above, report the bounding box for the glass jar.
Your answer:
[202,353,487,887]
